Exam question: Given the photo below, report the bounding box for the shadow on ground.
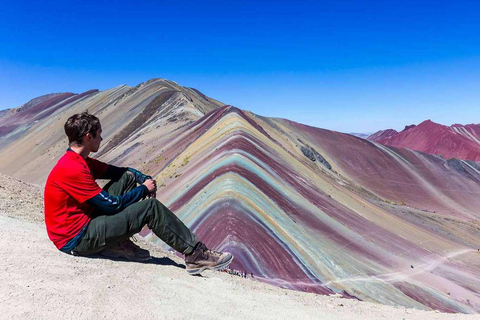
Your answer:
[84,254,186,269]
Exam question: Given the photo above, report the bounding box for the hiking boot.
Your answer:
[100,238,151,262]
[123,237,151,260]
[185,242,233,275]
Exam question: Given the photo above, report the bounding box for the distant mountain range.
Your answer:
[368,120,480,161]
[1,79,480,313]
[347,132,372,139]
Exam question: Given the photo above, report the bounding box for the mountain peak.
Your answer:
[367,128,398,141]
[416,119,440,128]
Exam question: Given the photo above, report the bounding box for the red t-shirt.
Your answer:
[44,150,109,249]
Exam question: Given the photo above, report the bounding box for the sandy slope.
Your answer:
[0,173,478,320]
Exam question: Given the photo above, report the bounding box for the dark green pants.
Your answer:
[73,171,198,256]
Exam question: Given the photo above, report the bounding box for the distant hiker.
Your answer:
[44,112,233,274]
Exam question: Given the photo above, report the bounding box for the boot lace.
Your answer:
[204,249,222,258]
[196,243,222,261]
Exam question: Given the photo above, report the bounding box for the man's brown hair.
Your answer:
[64,112,101,145]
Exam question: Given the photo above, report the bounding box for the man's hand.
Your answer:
[143,179,157,198]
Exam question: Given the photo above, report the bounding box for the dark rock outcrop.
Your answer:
[300,145,332,170]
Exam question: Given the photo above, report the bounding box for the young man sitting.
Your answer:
[44,112,233,274]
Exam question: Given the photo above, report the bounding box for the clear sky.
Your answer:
[1,0,479,133]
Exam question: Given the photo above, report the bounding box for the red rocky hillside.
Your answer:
[368,120,480,161]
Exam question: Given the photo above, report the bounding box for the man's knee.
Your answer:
[125,170,136,182]
[138,198,166,228]
[122,171,137,190]
[143,198,172,221]
[144,198,162,211]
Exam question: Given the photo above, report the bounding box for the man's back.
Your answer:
[44,150,107,249]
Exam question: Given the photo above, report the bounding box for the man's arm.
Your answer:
[86,185,149,215]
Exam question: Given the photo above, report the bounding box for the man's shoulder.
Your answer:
[60,152,87,167]
[49,152,88,177]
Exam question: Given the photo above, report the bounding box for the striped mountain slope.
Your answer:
[1,80,479,313]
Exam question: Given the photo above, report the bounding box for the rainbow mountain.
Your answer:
[1,78,480,313]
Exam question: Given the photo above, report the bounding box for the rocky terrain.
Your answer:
[0,172,44,222]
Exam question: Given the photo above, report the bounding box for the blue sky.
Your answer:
[1,0,479,133]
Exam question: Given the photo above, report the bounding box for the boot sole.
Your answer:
[187,255,234,275]
[100,251,152,262]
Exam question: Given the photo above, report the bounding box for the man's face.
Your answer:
[89,126,103,152]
